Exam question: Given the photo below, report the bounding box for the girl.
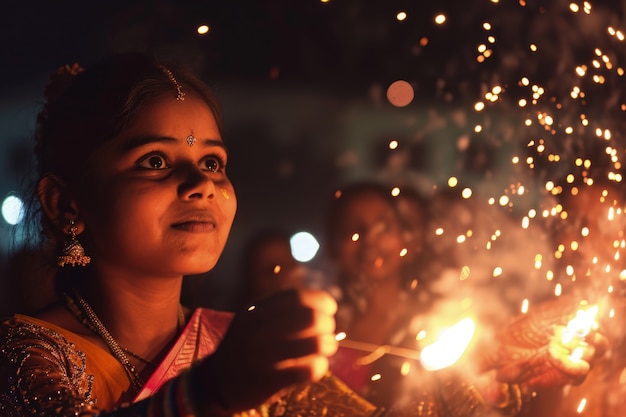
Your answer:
[0,52,349,417]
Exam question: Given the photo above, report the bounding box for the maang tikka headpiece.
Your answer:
[159,65,185,101]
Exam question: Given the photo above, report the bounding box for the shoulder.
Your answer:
[1,313,91,391]
[1,314,83,362]
[0,315,97,415]
[35,303,92,336]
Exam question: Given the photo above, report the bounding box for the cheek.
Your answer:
[79,187,117,232]
[81,185,163,248]
[219,187,237,228]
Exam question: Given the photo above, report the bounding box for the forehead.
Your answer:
[339,192,397,221]
[86,95,226,168]
[121,95,221,137]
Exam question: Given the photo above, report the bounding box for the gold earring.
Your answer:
[58,220,91,267]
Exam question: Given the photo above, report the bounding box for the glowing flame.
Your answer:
[566,305,598,339]
[420,318,475,371]
[562,305,598,350]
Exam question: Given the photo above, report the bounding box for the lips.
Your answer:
[171,214,217,232]
[171,221,216,232]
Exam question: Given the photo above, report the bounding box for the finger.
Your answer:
[586,332,609,357]
[548,344,591,375]
[252,289,337,317]
[275,354,330,382]
[290,309,336,339]
[256,334,338,364]
[297,289,338,316]
[248,303,336,342]
[251,306,335,342]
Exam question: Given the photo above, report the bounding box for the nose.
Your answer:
[177,164,216,200]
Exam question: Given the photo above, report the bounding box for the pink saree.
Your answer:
[134,307,233,402]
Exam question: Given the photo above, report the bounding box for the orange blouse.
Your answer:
[0,309,232,416]
[0,309,392,417]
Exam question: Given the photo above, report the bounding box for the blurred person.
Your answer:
[237,229,309,308]
[324,181,433,409]
[324,180,605,416]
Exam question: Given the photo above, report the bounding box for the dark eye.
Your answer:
[138,154,168,170]
[201,155,225,173]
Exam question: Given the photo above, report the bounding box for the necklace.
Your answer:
[122,347,159,367]
[62,289,186,392]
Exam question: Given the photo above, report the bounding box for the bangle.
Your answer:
[439,378,487,416]
[149,375,198,417]
[437,373,526,417]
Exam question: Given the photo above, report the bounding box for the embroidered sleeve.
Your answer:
[0,318,98,416]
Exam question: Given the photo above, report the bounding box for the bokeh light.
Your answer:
[1,194,24,226]
[290,231,320,262]
[386,80,414,107]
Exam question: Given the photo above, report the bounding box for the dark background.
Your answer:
[2,0,626,309]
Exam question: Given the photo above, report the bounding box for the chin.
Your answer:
[183,263,217,276]
[180,247,218,266]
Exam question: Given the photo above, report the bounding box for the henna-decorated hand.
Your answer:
[493,329,602,388]
[479,296,607,389]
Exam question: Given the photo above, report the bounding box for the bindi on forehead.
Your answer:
[186,131,196,147]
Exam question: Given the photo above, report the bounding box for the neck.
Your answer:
[74,267,186,361]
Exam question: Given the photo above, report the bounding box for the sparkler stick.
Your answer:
[337,318,476,371]
[337,338,422,361]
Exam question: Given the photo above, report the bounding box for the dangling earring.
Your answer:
[58,220,91,267]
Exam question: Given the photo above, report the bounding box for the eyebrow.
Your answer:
[119,135,227,153]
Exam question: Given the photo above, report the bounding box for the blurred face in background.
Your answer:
[332,190,406,290]
[247,235,304,301]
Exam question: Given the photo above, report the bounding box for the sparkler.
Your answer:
[563,304,599,343]
[336,317,476,372]
[559,304,599,362]
[342,1,623,413]
[419,318,475,371]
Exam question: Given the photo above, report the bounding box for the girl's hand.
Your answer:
[196,289,338,412]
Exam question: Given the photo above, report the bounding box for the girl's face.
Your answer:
[78,95,237,278]
[333,191,406,286]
